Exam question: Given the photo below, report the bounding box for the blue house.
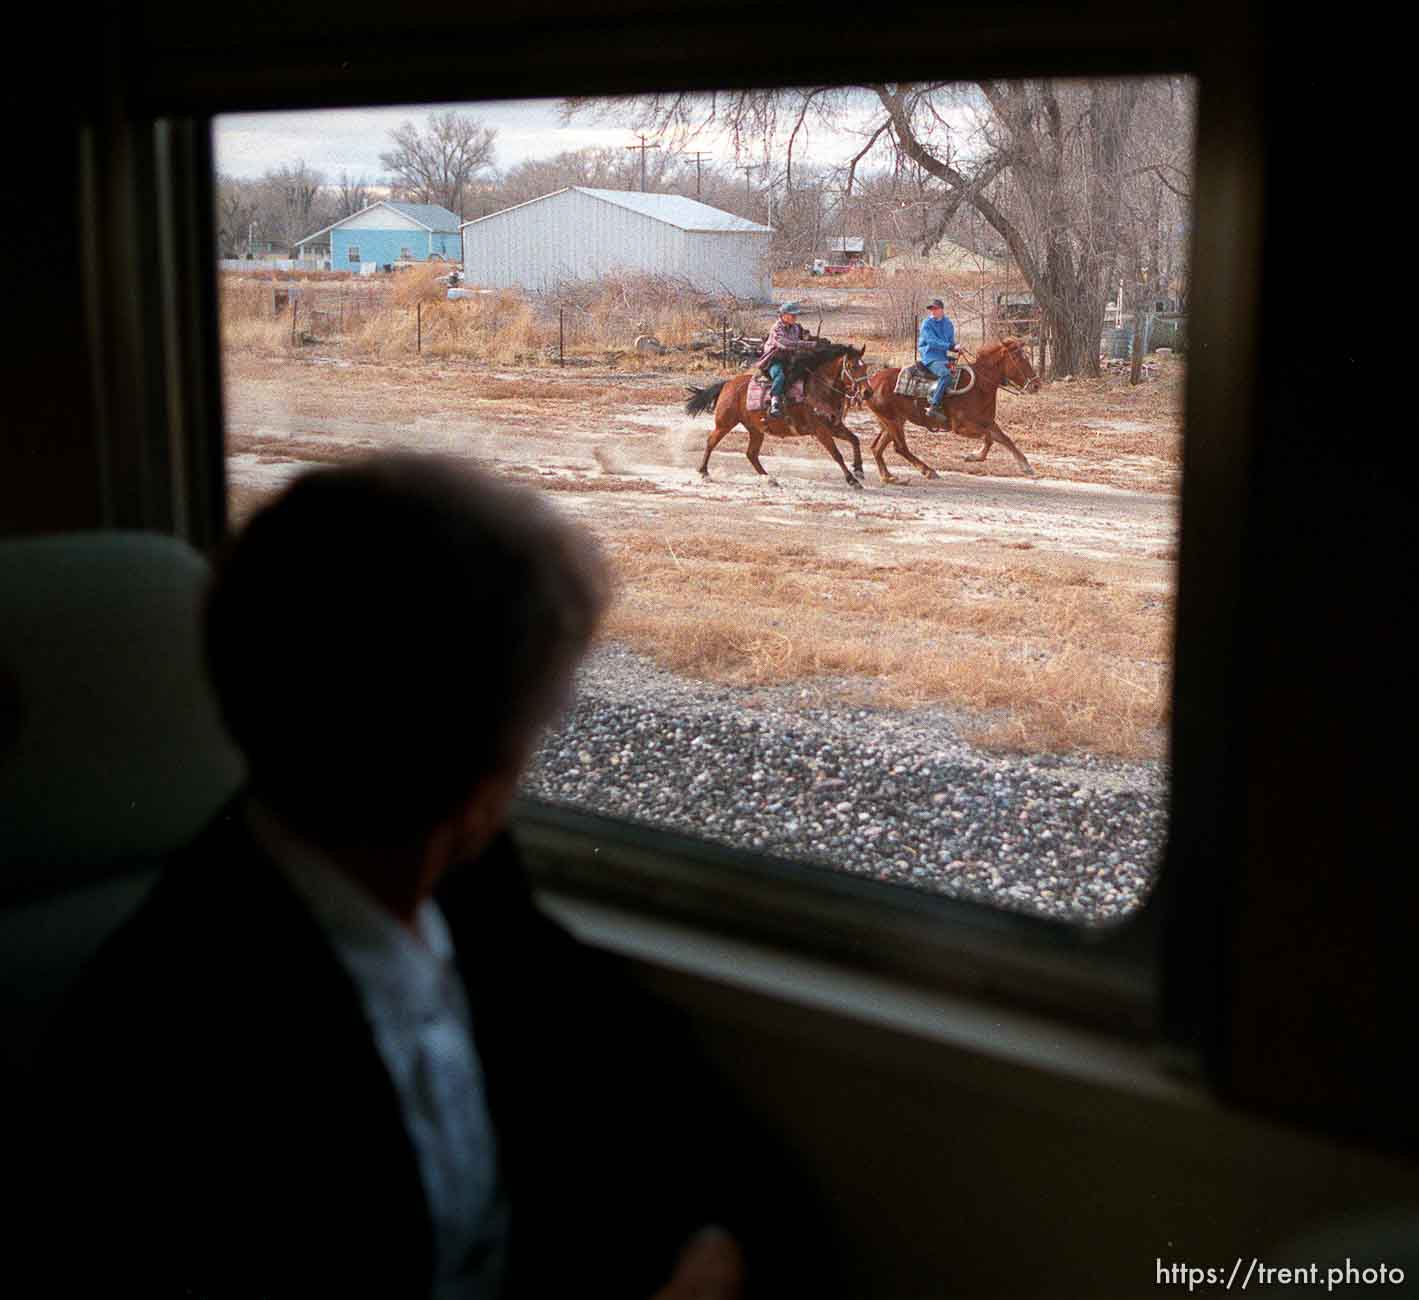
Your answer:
[296,201,463,269]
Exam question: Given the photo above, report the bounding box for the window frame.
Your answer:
[84,1,1270,1088]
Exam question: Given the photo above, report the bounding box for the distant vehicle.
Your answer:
[808,258,852,276]
[993,289,1039,336]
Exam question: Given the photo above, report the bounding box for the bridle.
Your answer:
[837,352,872,406]
[808,351,871,407]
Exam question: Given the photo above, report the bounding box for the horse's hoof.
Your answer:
[881,475,900,485]
[847,477,863,491]
[767,478,781,488]
[925,470,940,480]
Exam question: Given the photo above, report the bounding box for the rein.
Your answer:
[809,353,870,406]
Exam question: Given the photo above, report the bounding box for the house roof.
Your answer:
[461,187,772,234]
[296,200,463,247]
[826,236,866,253]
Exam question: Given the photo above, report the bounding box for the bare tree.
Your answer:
[214,175,261,258]
[564,79,1193,377]
[335,171,373,219]
[259,162,331,256]
[380,111,497,217]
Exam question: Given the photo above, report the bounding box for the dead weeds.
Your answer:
[597,527,1172,759]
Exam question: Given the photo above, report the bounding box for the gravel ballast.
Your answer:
[522,645,1168,926]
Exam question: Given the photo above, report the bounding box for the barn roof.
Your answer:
[461,187,772,234]
[296,200,463,247]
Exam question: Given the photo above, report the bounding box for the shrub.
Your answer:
[544,271,752,352]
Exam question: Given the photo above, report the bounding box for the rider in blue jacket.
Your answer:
[918,298,957,416]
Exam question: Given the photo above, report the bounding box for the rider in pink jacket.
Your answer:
[757,302,818,417]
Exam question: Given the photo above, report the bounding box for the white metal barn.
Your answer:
[460,187,773,300]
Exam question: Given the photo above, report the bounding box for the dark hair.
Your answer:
[204,454,608,845]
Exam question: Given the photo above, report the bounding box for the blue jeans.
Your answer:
[923,357,955,406]
[768,362,788,398]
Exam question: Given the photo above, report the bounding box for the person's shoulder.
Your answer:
[126,801,289,941]
[45,801,311,1045]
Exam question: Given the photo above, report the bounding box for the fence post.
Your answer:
[291,297,297,347]
[559,307,564,367]
[417,301,422,354]
[722,319,729,369]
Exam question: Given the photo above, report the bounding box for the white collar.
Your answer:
[245,797,457,1011]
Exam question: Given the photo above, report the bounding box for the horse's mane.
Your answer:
[781,342,862,386]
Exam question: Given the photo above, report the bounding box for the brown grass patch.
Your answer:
[597,528,1171,759]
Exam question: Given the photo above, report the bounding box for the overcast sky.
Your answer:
[216,99,624,180]
[213,94,903,184]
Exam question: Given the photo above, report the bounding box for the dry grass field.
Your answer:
[221,271,1182,760]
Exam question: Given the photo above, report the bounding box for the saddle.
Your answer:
[893,353,963,402]
[746,374,806,413]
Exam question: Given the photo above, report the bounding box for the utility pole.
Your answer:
[626,135,660,192]
[737,164,756,209]
[686,152,711,198]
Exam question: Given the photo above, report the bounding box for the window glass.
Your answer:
[217,79,1192,926]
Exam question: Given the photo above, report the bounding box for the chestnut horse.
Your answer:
[685,344,871,489]
[862,337,1040,482]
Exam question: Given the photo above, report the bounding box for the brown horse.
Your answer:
[862,337,1041,482]
[685,344,871,489]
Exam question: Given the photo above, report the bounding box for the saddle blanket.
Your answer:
[746,375,806,413]
[894,362,955,402]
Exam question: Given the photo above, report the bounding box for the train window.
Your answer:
[216,79,1193,930]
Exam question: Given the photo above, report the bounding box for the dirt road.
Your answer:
[224,354,1178,590]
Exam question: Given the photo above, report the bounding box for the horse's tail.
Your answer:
[684,380,727,418]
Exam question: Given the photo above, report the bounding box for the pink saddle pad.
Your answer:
[746,375,806,413]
